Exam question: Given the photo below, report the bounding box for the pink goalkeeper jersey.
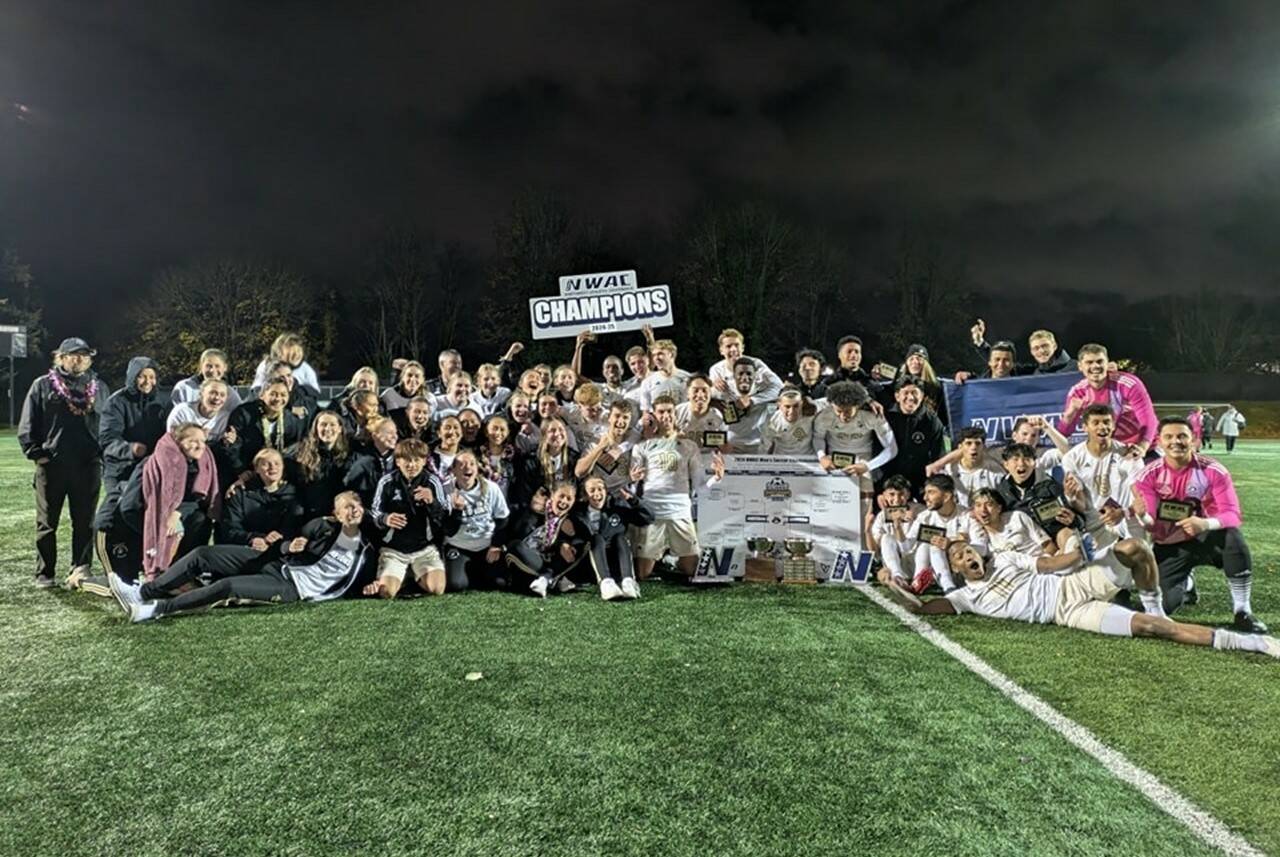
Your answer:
[1131,454,1242,545]
[1057,372,1157,447]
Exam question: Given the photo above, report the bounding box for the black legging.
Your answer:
[506,541,583,589]
[442,545,507,591]
[1156,528,1252,614]
[586,533,636,583]
[96,507,212,584]
[140,545,298,617]
[1226,435,1237,453]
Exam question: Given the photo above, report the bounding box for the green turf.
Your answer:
[1,434,1277,855]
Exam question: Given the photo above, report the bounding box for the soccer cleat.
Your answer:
[599,578,623,601]
[529,576,549,599]
[620,578,641,600]
[555,577,576,594]
[1261,636,1280,659]
[108,572,143,614]
[1232,611,1268,635]
[33,574,56,589]
[910,567,936,595]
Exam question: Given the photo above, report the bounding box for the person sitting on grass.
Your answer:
[364,438,458,599]
[901,474,969,594]
[576,475,653,601]
[881,540,1280,660]
[505,482,586,598]
[109,491,372,622]
[441,451,510,592]
[867,475,925,591]
[218,448,305,550]
[996,442,1094,558]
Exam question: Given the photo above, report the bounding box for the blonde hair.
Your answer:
[1028,330,1056,346]
[269,333,305,363]
[651,339,677,358]
[171,422,208,444]
[574,383,602,407]
[349,366,380,388]
[718,328,744,346]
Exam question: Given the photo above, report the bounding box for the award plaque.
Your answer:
[720,402,741,424]
[1031,499,1066,525]
[916,524,947,544]
[702,430,728,450]
[874,362,898,380]
[596,450,619,474]
[782,538,817,584]
[1156,499,1195,523]
[831,452,855,469]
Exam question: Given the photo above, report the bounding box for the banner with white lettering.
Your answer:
[942,373,1086,446]
[692,455,868,584]
[529,285,673,340]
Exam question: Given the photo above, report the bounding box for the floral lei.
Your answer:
[47,370,98,416]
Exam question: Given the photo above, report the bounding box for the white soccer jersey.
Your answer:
[1061,441,1143,512]
[966,510,1050,556]
[813,408,885,457]
[674,402,727,448]
[763,410,817,456]
[639,369,692,412]
[943,458,1006,507]
[907,505,968,546]
[709,356,784,403]
[944,551,1060,623]
[724,401,771,453]
[632,436,702,520]
[581,439,635,495]
[469,387,512,418]
[871,503,925,545]
[447,478,511,552]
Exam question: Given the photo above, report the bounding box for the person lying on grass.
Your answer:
[881,539,1280,659]
[109,491,373,622]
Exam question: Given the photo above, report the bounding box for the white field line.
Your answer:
[857,584,1266,857]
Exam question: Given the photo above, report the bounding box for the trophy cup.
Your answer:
[782,537,817,584]
[744,537,778,583]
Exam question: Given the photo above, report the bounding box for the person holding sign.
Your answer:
[1131,417,1265,632]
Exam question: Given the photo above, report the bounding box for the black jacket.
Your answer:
[572,494,654,542]
[389,408,435,446]
[972,341,1074,376]
[784,374,828,401]
[18,368,110,464]
[996,474,1078,537]
[345,449,396,505]
[509,448,581,513]
[279,515,381,598]
[286,446,361,519]
[506,507,584,555]
[99,357,170,483]
[370,470,459,553]
[223,400,308,474]
[881,407,947,496]
[217,480,305,546]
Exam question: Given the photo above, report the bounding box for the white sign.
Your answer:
[692,455,868,584]
[529,285,673,340]
[558,269,638,296]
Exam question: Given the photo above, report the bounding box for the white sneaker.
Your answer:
[620,578,641,600]
[1262,636,1280,659]
[599,578,623,601]
[108,572,143,614]
[556,577,576,594]
[130,601,158,624]
[529,576,549,598]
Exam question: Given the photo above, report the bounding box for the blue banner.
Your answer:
[942,373,1086,446]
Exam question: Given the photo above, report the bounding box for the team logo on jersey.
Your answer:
[791,426,807,440]
[112,543,129,559]
[607,515,621,528]
[763,478,791,501]
[911,430,925,445]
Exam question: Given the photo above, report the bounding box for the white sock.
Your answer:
[1228,578,1252,615]
[1185,573,1196,593]
[1213,629,1267,653]
[1138,590,1166,619]
[133,601,157,623]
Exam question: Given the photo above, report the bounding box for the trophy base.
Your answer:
[782,559,817,584]
[744,558,780,583]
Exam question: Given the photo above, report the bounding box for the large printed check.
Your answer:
[692,455,870,584]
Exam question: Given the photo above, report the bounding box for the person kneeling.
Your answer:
[505,483,585,598]
[109,492,371,622]
[364,438,458,598]
[882,540,1279,659]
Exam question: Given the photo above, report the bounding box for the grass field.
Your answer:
[2,435,1278,856]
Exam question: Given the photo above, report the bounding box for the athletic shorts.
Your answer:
[1091,543,1136,589]
[377,545,444,582]
[1054,564,1127,634]
[634,519,700,560]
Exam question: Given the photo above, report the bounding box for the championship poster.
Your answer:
[693,455,868,583]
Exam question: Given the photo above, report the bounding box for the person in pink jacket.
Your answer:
[1130,416,1264,634]
[1186,406,1204,449]
[1057,343,1157,459]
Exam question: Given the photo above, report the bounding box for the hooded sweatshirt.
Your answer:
[99,357,171,483]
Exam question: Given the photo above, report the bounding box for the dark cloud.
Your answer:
[2,0,1279,342]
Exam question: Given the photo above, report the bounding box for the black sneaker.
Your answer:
[1183,587,1199,606]
[34,574,56,589]
[1232,611,1268,635]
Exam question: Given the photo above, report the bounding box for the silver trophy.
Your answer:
[782,537,817,583]
[744,537,779,582]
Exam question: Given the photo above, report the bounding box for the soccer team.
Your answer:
[16,323,1277,660]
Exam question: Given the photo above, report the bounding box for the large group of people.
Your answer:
[15,323,1277,661]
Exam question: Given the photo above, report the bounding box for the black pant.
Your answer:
[506,541,582,588]
[1226,436,1237,452]
[96,507,212,584]
[140,545,297,616]
[34,458,101,578]
[586,533,636,583]
[1156,528,1252,614]
[443,545,507,591]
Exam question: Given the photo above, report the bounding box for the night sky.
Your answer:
[4,1,1280,342]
